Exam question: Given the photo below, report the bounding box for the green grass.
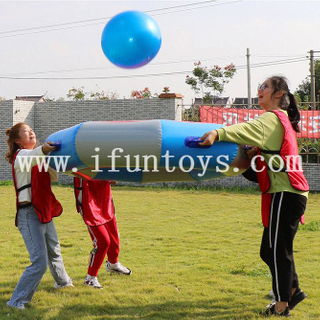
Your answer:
[0,186,319,320]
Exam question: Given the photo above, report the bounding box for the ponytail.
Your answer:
[287,92,300,133]
[269,76,301,133]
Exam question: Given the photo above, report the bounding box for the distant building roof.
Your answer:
[194,97,261,108]
[194,97,231,106]
[214,97,231,107]
[15,95,45,102]
[194,98,205,105]
[233,97,260,108]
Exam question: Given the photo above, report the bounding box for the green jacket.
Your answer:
[216,110,308,197]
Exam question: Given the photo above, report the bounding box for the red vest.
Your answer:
[256,110,309,228]
[74,178,114,227]
[12,151,63,226]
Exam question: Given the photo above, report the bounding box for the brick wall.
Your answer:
[34,98,178,143]
[13,100,35,128]
[1,100,36,181]
[303,163,320,191]
[1,98,320,191]
[0,97,181,184]
[0,101,14,180]
[151,163,319,191]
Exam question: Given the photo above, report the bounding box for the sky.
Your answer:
[0,0,319,104]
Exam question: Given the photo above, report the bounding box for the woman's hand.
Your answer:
[199,130,218,146]
[42,142,57,155]
[245,146,258,160]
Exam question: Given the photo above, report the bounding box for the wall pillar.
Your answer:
[159,93,184,121]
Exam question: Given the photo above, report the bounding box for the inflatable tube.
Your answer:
[46,120,250,182]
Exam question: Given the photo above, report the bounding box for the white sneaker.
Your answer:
[16,305,25,310]
[106,261,132,275]
[53,278,74,289]
[84,275,103,289]
[269,290,275,299]
[7,301,25,310]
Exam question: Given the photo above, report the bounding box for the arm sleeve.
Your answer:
[14,146,46,170]
[215,112,281,149]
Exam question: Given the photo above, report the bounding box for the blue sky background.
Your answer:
[0,0,319,103]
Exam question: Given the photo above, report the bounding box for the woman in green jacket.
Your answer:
[200,76,308,317]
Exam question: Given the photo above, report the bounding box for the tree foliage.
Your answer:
[131,87,152,99]
[89,90,118,100]
[295,60,320,103]
[67,87,85,101]
[43,91,64,102]
[66,86,118,100]
[185,61,236,102]
[130,86,171,99]
[65,86,170,100]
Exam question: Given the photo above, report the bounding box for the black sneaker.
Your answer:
[289,288,307,310]
[263,302,291,317]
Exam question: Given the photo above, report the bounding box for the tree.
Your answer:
[43,91,64,102]
[89,90,119,100]
[185,61,236,103]
[66,86,118,100]
[295,78,311,103]
[67,87,85,101]
[131,87,152,99]
[295,60,320,103]
[89,85,119,100]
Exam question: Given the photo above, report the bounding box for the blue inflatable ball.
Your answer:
[101,11,162,69]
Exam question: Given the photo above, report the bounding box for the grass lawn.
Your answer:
[0,185,319,319]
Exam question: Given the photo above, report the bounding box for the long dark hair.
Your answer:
[5,122,27,164]
[269,76,300,132]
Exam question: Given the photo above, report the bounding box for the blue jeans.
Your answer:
[7,205,70,309]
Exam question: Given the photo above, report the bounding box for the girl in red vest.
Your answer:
[5,122,73,310]
[200,76,308,317]
[74,178,131,289]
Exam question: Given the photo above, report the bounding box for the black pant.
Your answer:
[260,192,307,302]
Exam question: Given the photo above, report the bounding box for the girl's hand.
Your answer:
[42,142,57,155]
[199,130,218,146]
[110,181,117,186]
[245,146,258,160]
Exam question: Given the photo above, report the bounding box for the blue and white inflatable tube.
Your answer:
[46,120,250,182]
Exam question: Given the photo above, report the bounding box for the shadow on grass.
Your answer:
[1,298,262,320]
[54,301,258,319]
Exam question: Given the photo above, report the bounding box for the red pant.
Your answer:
[87,216,120,277]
